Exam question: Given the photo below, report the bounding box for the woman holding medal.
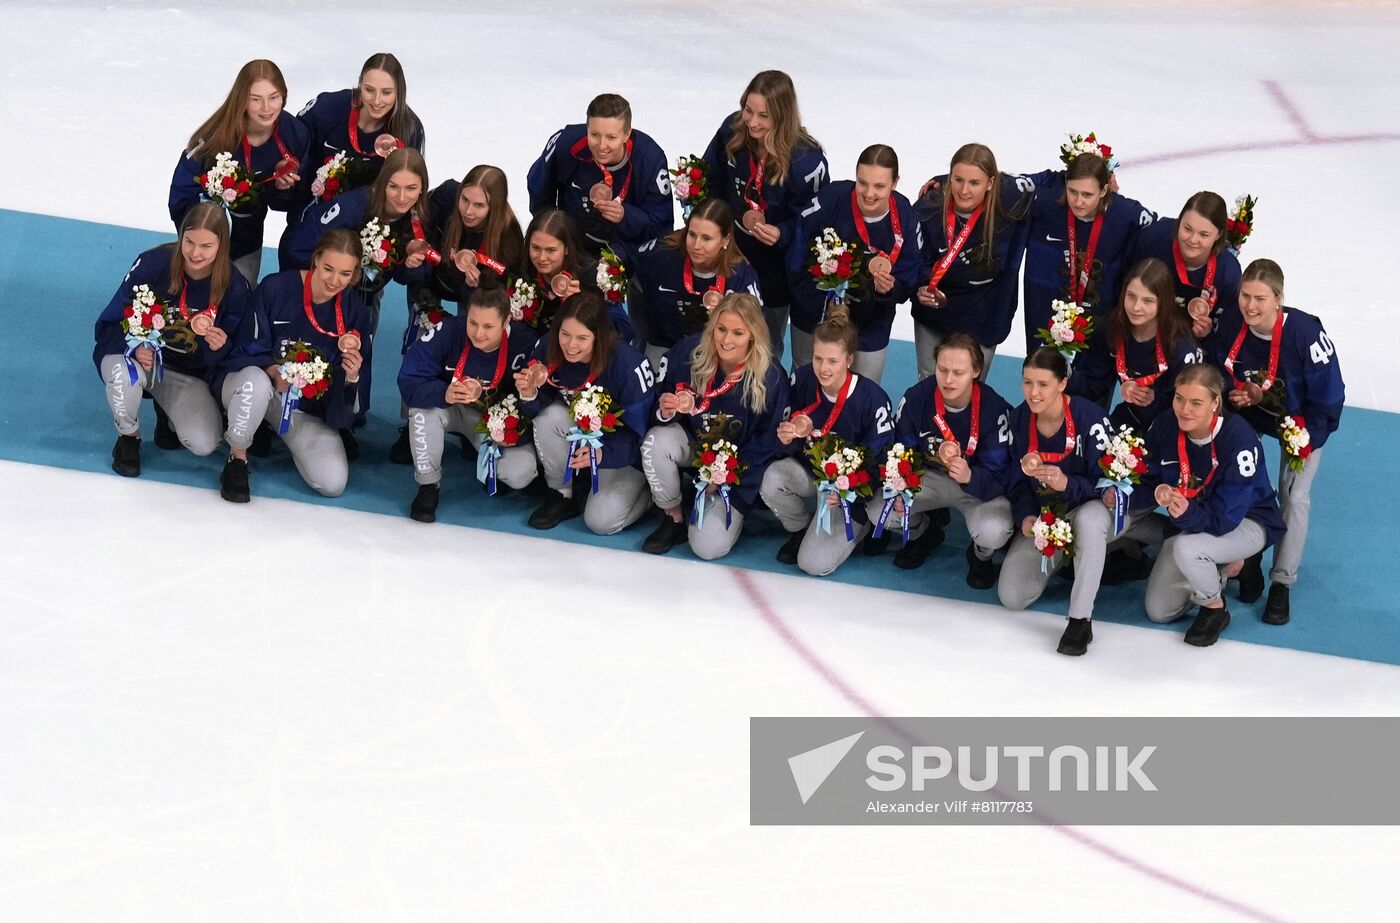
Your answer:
[520,209,636,343]
[998,348,1159,657]
[515,292,658,535]
[1139,363,1286,646]
[703,70,830,361]
[168,59,309,283]
[418,165,523,315]
[912,143,1034,380]
[397,287,539,523]
[870,333,1015,584]
[1130,191,1241,349]
[1214,258,1345,626]
[787,144,921,384]
[759,311,892,575]
[96,202,253,480]
[640,293,787,559]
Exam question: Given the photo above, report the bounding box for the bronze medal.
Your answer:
[937,440,961,464]
[791,414,814,439]
[338,332,361,353]
[701,289,722,310]
[189,312,214,336]
[1020,452,1042,477]
[589,182,612,205]
[674,390,696,415]
[550,273,573,298]
[869,255,892,276]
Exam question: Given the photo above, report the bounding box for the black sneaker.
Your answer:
[528,491,580,530]
[893,522,944,570]
[643,515,689,555]
[410,483,440,523]
[389,426,413,465]
[1101,546,1153,585]
[965,542,997,590]
[111,434,141,477]
[1262,583,1290,625]
[153,403,179,450]
[861,532,891,557]
[219,456,250,503]
[1184,605,1231,647]
[338,428,360,461]
[249,421,273,458]
[1236,551,1265,603]
[776,529,805,565]
[1057,617,1093,656]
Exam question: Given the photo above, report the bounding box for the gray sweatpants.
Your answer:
[239,385,348,498]
[789,328,889,384]
[534,402,650,535]
[998,502,1161,621]
[1272,445,1322,587]
[913,324,996,382]
[407,405,538,489]
[641,421,747,560]
[220,366,273,452]
[1145,518,1268,622]
[760,457,868,575]
[101,354,222,455]
[863,467,1014,562]
[232,250,261,286]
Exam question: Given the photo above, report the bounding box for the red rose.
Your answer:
[897,459,912,476]
[607,291,623,303]
[1041,510,1056,524]
[907,473,921,489]
[295,351,309,362]
[236,180,250,194]
[577,414,593,430]
[726,456,738,470]
[853,470,870,485]
[689,168,702,181]
[1134,459,1147,474]
[701,449,717,465]
[505,416,519,430]
[608,264,621,276]
[1299,445,1312,459]
[221,175,235,189]
[326,178,340,193]
[1100,144,1113,158]
[123,306,134,318]
[602,412,618,428]
[810,265,824,279]
[824,462,838,477]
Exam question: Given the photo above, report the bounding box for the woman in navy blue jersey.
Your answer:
[703,70,829,362]
[1217,258,1345,626]
[517,209,636,344]
[640,293,787,560]
[168,59,309,283]
[788,144,921,384]
[1141,363,1286,646]
[1131,191,1241,349]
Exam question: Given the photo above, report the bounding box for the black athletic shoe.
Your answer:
[389,426,413,465]
[111,434,141,477]
[893,522,944,570]
[219,456,250,503]
[776,529,805,565]
[1262,583,1291,625]
[965,542,997,590]
[1057,617,1093,656]
[643,516,689,555]
[528,491,580,530]
[249,421,273,458]
[1184,605,1231,647]
[1236,550,1265,603]
[153,403,179,450]
[410,483,440,523]
[338,428,360,461]
[861,531,891,557]
[1101,546,1153,585]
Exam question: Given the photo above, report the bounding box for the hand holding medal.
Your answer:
[190,310,215,338]
[673,387,696,416]
[460,377,485,405]
[551,272,580,299]
[790,413,815,439]
[1020,451,1042,478]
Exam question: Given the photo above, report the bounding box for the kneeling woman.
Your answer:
[1141,364,1286,646]
[998,348,1158,657]
[220,228,373,499]
[95,202,253,479]
[641,293,787,560]
[397,286,540,523]
[515,292,657,534]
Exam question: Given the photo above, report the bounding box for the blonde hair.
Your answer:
[724,70,820,186]
[943,143,1003,268]
[1241,258,1285,298]
[689,293,773,413]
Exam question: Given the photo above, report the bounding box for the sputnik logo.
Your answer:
[788,731,865,804]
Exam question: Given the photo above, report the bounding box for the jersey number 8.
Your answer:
[1237,448,1259,477]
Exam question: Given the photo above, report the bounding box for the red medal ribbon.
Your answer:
[1224,309,1285,392]
[677,367,745,414]
[928,202,985,290]
[454,328,510,389]
[347,101,401,157]
[796,372,854,438]
[302,270,348,339]
[933,383,981,458]
[743,152,767,212]
[1115,331,1168,386]
[411,216,441,264]
[1066,209,1104,304]
[570,136,635,201]
[1177,416,1220,499]
[175,280,218,323]
[1171,240,1218,308]
[530,358,597,393]
[682,258,726,299]
[850,188,904,265]
[242,125,299,185]
[477,251,506,275]
[1028,395,1076,464]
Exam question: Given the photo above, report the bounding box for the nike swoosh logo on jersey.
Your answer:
[1045,235,1064,242]
[658,286,676,293]
[273,320,291,325]
[1161,461,1180,467]
[968,278,993,286]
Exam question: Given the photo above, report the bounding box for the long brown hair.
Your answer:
[663,198,748,277]
[1177,192,1230,257]
[369,148,430,223]
[186,59,288,164]
[522,209,588,280]
[443,165,523,269]
[942,143,1006,269]
[688,293,773,413]
[724,70,820,186]
[166,202,232,306]
[546,292,618,380]
[1108,258,1192,358]
[353,53,421,143]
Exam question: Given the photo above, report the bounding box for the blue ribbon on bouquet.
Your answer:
[1041,549,1054,576]
[818,286,848,325]
[815,481,856,542]
[478,434,503,496]
[1096,477,1134,537]
[872,486,915,548]
[122,337,164,386]
[277,387,302,435]
[690,478,733,530]
[563,427,604,494]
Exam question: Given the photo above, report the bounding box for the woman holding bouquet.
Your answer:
[1130,192,1241,349]
[168,59,310,283]
[515,292,657,535]
[869,333,1015,586]
[95,202,253,479]
[1212,258,1345,626]
[397,286,539,523]
[1139,364,1286,646]
[640,293,787,560]
[997,348,1159,657]
[758,311,891,575]
[703,70,830,361]
[517,210,636,344]
[787,144,921,384]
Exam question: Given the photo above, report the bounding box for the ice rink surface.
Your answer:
[3,1,1400,920]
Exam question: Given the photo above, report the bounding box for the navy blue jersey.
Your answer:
[93,246,253,385]
[1130,218,1241,346]
[286,187,430,296]
[420,180,522,303]
[626,240,761,349]
[1069,328,1202,433]
[1022,169,1156,351]
[297,88,426,194]
[232,269,374,429]
[893,378,1014,503]
[1212,306,1345,449]
[511,267,637,344]
[787,181,923,352]
[518,339,657,470]
[526,123,672,252]
[397,316,538,410]
[168,111,312,231]
[654,333,791,513]
[1136,413,1286,545]
[702,115,829,306]
[912,174,1034,347]
[1006,395,1113,522]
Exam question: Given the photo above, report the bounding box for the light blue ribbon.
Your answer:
[478,434,502,495]
[690,479,733,530]
[564,427,604,494]
[122,335,165,385]
[815,481,856,542]
[1096,477,1135,537]
[872,487,915,548]
[278,388,300,435]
